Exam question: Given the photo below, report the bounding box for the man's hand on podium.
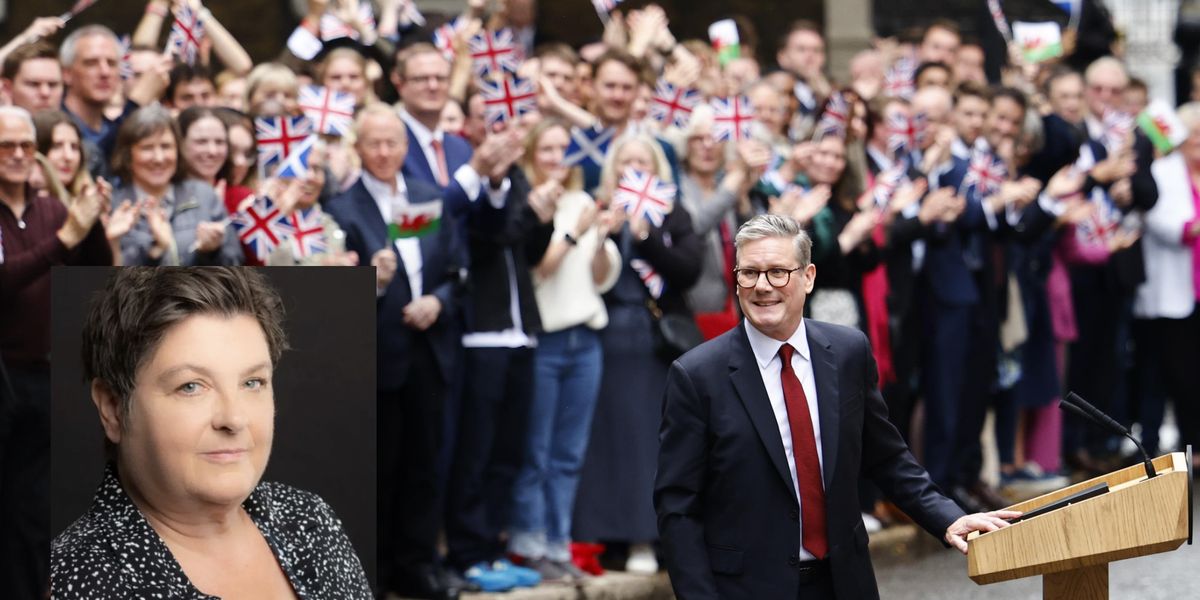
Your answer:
[944,510,1023,554]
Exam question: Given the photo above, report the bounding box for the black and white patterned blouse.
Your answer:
[51,463,372,599]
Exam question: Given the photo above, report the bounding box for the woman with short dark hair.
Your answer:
[110,105,242,266]
[51,267,371,598]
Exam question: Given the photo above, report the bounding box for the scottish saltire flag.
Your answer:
[287,206,328,258]
[613,168,676,227]
[884,55,916,100]
[814,91,849,141]
[118,34,133,81]
[468,29,523,79]
[275,135,316,179]
[255,115,313,178]
[711,96,755,142]
[231,195,294,264]
[872,163,908,208]
[886,110,916,156]
[320,1,375,41]
[1101,108,1135,152]
[650,80,700,129]
[433,18,464,61]
[630,258,664,299]
[299,85,355,137]
[167,3,205,65]
[564,125,617,167]
[480,71,538,127]
[962,149,1007,198]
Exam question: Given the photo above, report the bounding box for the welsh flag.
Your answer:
[1137,100,1188,154]
[708,19,740,67]
[1012,21,1063,64]
[390,201,443,240]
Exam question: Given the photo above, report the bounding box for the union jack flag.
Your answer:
[1075,196,1121,247]
[275,135,316,179]
[886,110,916,156]
[255,115,313,178]
[814,91,849,141]
[613,168,676,228]
[118,34,133,81]
[911,110,930,148]
[480,70,538,127]
[1101,108,1134,152]
[872,163,908,208]
[287,206,328,259]
[962,149,1008,198]
[468,29,523,79]
[299,85,355,137]
[711,96,755,142]
[231,195,294,264]
[320,2,375,41]
[167,3,205,65]
[884,55,916,99]
[564,125,617,167]
[630,258,664,299]
[432,18,465,61]
[649,80,701,129]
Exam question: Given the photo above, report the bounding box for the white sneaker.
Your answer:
[625,543,658,574]
[861,512,883,533]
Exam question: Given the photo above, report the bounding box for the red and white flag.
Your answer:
[613,168,676,228]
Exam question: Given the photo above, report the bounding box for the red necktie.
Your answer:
[778,343,828,559]
[430,138,450,187]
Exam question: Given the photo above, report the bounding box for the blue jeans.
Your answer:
[508,326,603,561]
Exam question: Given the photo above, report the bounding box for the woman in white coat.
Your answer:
[1139,102,1200,470]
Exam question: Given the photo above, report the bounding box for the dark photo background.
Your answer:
[49,266,378,587]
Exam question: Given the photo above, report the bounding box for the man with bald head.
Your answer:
[0,105,111,596]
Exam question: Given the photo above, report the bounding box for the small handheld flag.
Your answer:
[299,85,356,137]
[711,96,755,142]
[613,168,676,227]
[649,80,701,130]
[479,70,538,127]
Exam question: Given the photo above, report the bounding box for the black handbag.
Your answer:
[647,298,704,361]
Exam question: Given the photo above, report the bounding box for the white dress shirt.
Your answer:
[397,108,510,209]
[744,319,824,560]
[361,171,423,299]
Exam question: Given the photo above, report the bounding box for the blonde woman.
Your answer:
[573,133,701,574]
[506,119,621,581]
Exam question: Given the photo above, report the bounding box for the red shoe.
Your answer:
[570,542,606,576]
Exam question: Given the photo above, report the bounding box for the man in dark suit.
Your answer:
[324,103,468,600]
[655,214,1017,600]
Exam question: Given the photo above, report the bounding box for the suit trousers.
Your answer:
[378,338,445,586]
[444,346,535,569]
[0,361,49,600]
[920,300,973,489]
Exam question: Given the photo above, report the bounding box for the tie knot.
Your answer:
[778,343,794,364]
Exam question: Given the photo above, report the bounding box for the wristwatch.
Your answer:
[563,233,578,246]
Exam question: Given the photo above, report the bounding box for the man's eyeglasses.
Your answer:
[734,267,802,288]
[0,140,36,156]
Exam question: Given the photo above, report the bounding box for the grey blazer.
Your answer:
[115,179,243,266]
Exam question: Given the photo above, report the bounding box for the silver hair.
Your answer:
[59,24,119,68]
[0,106,36,136]
[734,214,813,268]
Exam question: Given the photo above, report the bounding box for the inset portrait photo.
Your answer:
[49,266,377,597]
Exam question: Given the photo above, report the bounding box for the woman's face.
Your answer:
[323,56,368,104]
[533,125,569,184]
[130,128,178,191]
[47,122,82,184]
[615,141,656,177]
[217,77,247,112]
[808,136,847,186]
[296,145,326,209]
[182,116,228,183]
[115,314,274,511]
[250,82,299,115]
[685,125,722,176]
[227,124,255,186]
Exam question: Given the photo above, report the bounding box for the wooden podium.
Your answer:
[967,451,1194,600]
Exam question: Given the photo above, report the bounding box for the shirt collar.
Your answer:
[361,170,407,199]
[744,318,811,369]
[398,107,441,147]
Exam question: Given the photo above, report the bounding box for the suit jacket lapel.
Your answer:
[806,321,840,491]
[728,326,798,504]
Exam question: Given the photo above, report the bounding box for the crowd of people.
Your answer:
[1,0,1198,598]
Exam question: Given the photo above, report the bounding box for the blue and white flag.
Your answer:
[275,135,317,179]
[564,125,617,168]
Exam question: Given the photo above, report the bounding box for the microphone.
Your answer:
[1060,392,1156,479]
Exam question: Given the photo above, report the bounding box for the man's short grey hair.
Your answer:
[0,106,35,136]
[734,214,813,268]
[60,25,119,67]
